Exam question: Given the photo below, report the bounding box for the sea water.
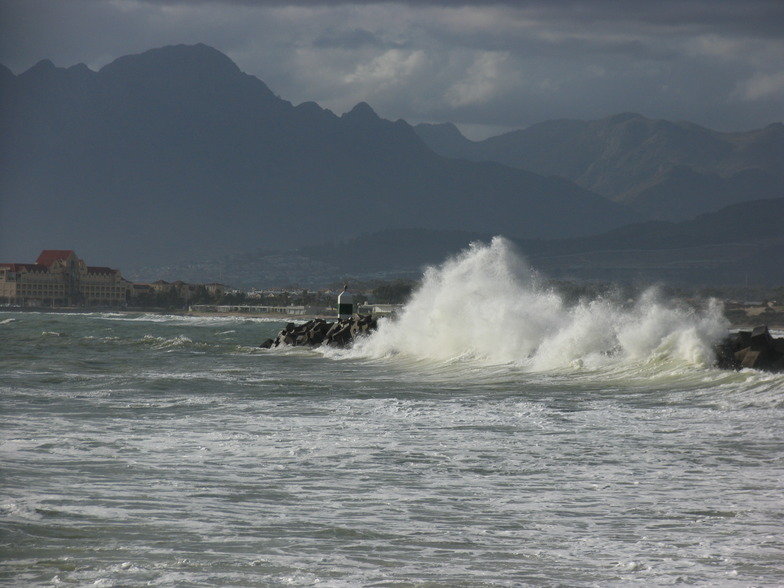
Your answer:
[2,237,783,587]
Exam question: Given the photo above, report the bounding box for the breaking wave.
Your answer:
[353,237,730,371]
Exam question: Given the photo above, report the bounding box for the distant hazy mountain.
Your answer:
[150,198,783,288]
[525,197,784,285]
[415,114,784,221]
[0,43,637,270]
[304,197,784,286]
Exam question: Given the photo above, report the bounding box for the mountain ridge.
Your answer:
[299,197,784,284]
[2,43,781,287]
[1,44,639,270]
[415,115,784,221]
[134,197,784,288]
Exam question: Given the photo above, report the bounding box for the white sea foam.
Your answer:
[353,236,729,370]
[141,334,196,349]
[91,312,284,326]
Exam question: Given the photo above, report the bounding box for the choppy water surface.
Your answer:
[2,240,783,587]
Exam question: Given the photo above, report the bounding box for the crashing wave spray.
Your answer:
[354,236,729,369]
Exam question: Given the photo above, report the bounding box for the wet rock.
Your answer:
[262,315,379,349]
[714,325,784,372]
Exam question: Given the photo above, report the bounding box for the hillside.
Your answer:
[136,198,784,288]
[524,197,784,285]
[415,114,784,221]
[0,44,638,271]
[304,198,784,286]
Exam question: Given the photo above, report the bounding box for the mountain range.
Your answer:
[136,197,783,289]
[0,43,635,271]
[1,43,781,288]
[415,115,784,221]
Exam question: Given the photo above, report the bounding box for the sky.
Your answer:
[1,0,783,139]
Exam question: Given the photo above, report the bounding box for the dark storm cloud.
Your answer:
[126,0,784,34]
[313,28,385,50]
[1,0,782,137]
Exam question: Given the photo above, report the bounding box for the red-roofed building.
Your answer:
[0,250,128,307]
[35,250,78,267]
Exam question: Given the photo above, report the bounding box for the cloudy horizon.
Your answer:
[2,0,783,139]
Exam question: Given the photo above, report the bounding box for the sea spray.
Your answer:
[613,290,727,366]
[353,236,729,369]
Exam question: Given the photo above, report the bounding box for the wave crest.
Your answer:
[354,237,729,370]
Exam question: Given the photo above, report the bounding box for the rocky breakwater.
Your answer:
[714,325,784,372]
[261,317,784,373]
[259,315,379,349]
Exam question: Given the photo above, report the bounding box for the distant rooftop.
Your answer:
[35,250,76,266]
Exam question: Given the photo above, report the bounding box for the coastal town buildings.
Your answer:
[0,250,128,307]
[148,280,226,301]
[2,250,412,314]
[0,250,231,309]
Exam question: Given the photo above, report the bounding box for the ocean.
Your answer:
[2,238,783,587]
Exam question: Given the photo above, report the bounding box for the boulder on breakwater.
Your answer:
[714,325,784,372]
[259,315,379,349]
